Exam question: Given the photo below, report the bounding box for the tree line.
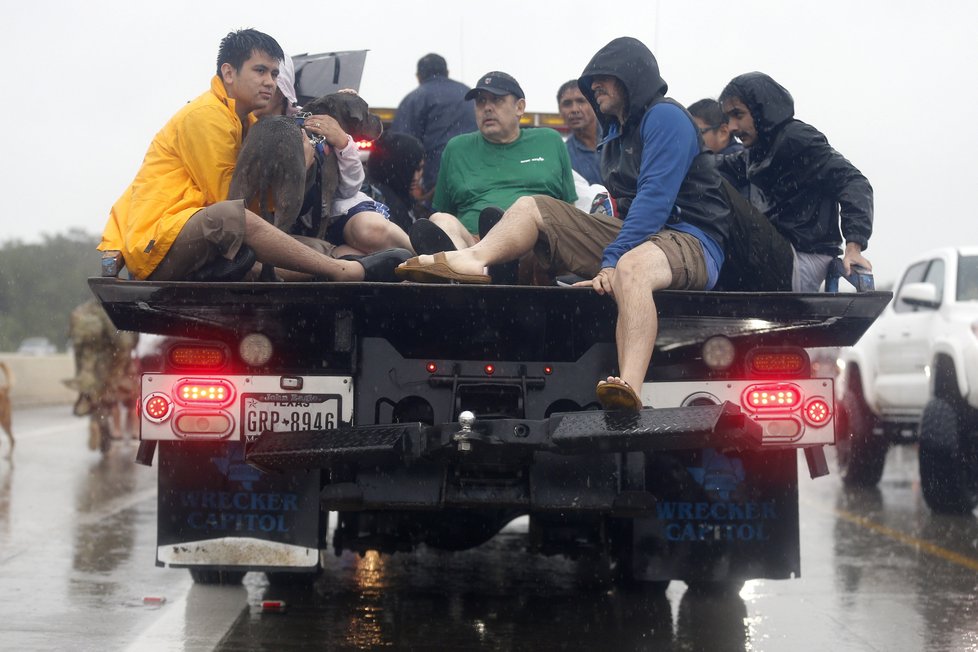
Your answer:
[0,230,102,352]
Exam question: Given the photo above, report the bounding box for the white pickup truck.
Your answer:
[836,246,978,513]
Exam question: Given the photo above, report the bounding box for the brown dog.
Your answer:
[301,92,384,239]
[228,115,307,280]
[0,362,13,456]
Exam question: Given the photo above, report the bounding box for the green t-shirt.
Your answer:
[432,128,578,233]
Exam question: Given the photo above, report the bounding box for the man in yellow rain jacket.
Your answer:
[99,29,371,282]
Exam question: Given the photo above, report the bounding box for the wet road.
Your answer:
[1,405,976,651]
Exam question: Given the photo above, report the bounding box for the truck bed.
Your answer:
[89,278,891,361]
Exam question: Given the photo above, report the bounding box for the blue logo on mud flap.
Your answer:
[658,448,775,542]
[176,490,300,533]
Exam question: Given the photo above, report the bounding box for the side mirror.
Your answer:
[899,282,940,309]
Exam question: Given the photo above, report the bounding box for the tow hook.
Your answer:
[453,411,477,452]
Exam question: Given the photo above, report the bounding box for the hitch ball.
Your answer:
[459,411,476,429]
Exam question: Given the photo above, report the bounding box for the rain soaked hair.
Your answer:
[216,29,284,76]
[687,99,728,129]
[417,53,448,81]
[556,79,580,104]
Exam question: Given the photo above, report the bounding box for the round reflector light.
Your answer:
[484,364,495,375]
[426,362,438,374]
[702,336,736,370]
[240,333,274,367]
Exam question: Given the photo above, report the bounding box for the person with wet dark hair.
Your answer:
[557,79,603,185]
[391,54,477,199]
[366,132,427,232]
[687,98,741,155]
[715,72,873,292]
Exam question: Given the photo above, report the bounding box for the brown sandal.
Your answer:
[596,379,643,411]
[395,251,491,284]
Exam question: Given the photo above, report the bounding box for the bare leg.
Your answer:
[429,213,478,249]
[411,196,544,275]
[610,242,673,392]
[343,212,413,254]
[243,211,364,280]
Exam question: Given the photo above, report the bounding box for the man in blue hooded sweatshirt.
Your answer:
[397,37,732,411]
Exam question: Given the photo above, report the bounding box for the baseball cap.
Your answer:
[464,71,525,100]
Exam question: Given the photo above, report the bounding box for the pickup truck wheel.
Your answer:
[188,569,246,585]
[837,375,887,487]
[919,398,978,514]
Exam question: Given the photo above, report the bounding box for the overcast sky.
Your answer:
[4,0,977,285]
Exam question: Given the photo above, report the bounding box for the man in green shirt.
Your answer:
[420,71,577,249]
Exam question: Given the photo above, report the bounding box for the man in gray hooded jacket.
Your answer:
[397,37,732,411]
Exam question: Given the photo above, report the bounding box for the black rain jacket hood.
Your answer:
[721,72,795,150]
[579,37,667,131]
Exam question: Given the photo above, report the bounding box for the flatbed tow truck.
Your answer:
[90,274,889,591]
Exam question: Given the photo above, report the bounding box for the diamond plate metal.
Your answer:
[550,402,760,451]
[247,424,420,471]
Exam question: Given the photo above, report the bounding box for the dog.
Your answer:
[301,92,384,239]
[228,115,307,280]
[0,362,13,456]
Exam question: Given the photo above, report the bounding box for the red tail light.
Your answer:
[742,383,802,410]
[804,398,831,425]
[174,379,234,406]
[144,393,173,423]
[356,139,374,151]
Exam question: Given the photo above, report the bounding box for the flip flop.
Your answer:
[596,379,643,411]
[395,252,491,284]
[409,219,457,255]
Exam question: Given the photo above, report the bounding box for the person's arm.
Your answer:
[307,114,364,199]
[431,139,458,215]
[714,149,749,188]
[797,126,874,269]
[177,105,240,202]
[600,104,698,269]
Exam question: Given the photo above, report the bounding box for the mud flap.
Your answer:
[629,448,800,583]
[156,441,322,571]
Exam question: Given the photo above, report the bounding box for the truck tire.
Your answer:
[188,569,246,585]
[918,398,978,514]
[266,567,322,587]
[836,372,887,487]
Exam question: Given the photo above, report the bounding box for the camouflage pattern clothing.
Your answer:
[64,299,138,450]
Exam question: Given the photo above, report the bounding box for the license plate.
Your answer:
[241,392,342,438]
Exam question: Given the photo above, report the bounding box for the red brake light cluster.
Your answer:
[743,384,801,410]
[174,379,234,406]
[356,139,374,151]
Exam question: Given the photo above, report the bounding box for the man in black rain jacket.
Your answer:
[716,72,873,291]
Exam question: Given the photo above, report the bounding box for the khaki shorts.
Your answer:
[148,200,247,281]
[532,195,709,289]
